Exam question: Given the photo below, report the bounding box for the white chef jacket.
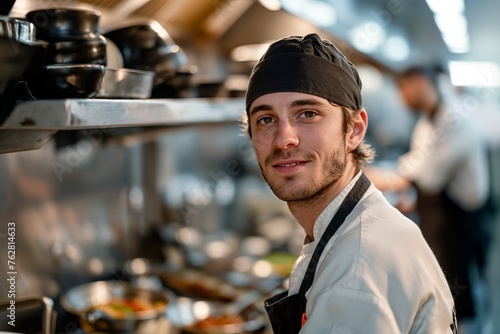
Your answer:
[397,99,490,211]
[289,172,456,333]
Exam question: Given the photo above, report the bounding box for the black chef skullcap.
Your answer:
[245,33,362,112]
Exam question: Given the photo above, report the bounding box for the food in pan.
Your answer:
[194,314,244,327]
[86,297,166,319]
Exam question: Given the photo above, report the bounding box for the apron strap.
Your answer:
[299,173,371,295]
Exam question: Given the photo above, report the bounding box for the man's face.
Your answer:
[397,75,426,112]
[248,92,348,202]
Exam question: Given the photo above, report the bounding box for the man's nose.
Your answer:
[273,120,299,149]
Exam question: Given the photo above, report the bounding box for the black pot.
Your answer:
[25,8,101,41]
[26,64,105,99]
[104,25,165,70]
[44,35,106,65]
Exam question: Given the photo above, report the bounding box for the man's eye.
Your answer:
[257,116,274,125]
[300,110,316,118]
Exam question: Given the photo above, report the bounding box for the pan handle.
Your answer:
[0,295,55,334]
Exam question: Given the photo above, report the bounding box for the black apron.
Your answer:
[264,173,371,334]
[415,185,491,321]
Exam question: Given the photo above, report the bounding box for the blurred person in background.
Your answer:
[365,65,493,333]
[245,34,457,333]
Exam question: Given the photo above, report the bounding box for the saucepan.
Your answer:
[60,280,172,333]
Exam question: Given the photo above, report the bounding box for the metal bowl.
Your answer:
[97,68,155,99]
[0,15,37,44]
[25,8,101,41]
[61,280,171,333]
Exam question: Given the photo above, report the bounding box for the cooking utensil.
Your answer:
[25,8,101,41]
[104,22,188,86]
[0,296,55,334]
[166,276,280,329]
[0,16,37,44]
[61,280,171,333]
[44,35,106,65]
[26,64,105,99]
[97,68,155,99]
[168,298,268,334]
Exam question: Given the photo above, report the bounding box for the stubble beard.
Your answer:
[259,145,347,205]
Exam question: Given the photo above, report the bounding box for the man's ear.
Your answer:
[346,108,368,153]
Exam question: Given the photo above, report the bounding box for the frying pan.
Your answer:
[61,280,171,333]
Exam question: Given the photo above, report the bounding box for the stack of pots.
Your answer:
[24,8,106,99]
[104,22,196,98]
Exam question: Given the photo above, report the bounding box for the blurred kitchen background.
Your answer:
[1,0,500,333]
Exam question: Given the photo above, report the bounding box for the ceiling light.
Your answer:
[349,21,386,53]
[425,0,464,14]
[448,61,500,87]
[442,32,469,53]
[282,0,337,27]
[382,36,410,61]
[433,13,469,53]
[434,13,468,35]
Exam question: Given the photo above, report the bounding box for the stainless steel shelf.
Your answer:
[2,98,245,130]
[0,98,245,153]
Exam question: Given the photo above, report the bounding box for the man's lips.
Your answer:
[271,160,308,171]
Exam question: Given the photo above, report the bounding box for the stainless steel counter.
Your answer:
[0,98,245,153]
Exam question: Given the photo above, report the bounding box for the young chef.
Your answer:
[244,33,457,333]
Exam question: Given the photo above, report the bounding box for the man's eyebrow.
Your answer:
[290,99,325,108]
[250,98,326,116]
[249,104,272,117]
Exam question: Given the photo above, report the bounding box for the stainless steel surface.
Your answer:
[0,98,244,153]
[0,16,37,44]
[97,68,155,99]
[0,129,56,154]
[2,98,244,129]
